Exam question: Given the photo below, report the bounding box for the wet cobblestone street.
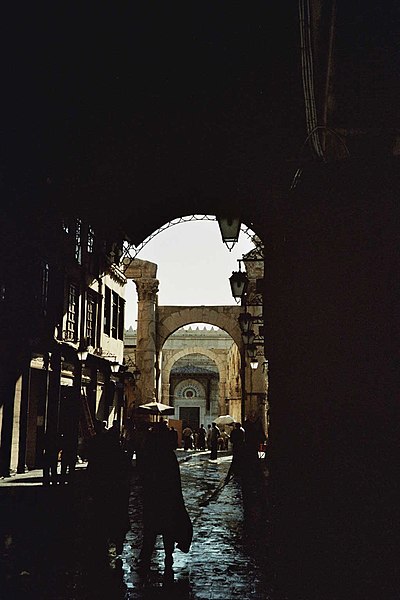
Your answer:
[0,451,279,599]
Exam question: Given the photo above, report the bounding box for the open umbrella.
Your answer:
[137,401,175,416]
[214,415,235,425]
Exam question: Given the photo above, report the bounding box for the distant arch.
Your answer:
[163,347,227,386]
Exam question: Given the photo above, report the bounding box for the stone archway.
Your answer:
[157,305,244,351]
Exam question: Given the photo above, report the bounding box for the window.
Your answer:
[40,261,49,316]
[103,286,125,339]
[104,286,111,335]
[87,225,95,254]
[118,297,125,340]
[111,291,118,337]
[66,283,78,340]
[86,292,97,346]
[74,218,82,264]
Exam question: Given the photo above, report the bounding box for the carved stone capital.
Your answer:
[135,278,159,302]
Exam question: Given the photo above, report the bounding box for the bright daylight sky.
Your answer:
[124,218,255,330]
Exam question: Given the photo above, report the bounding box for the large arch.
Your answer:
[156,306,244,352]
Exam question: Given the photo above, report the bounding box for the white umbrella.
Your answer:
[214,415,235,425]
[137,401,175,416]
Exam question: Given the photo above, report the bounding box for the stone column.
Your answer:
[161,381,170,405]
[135,277,159,406]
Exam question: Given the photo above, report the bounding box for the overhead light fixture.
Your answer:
[217,216,241,251]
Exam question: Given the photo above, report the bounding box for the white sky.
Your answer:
[124,219,255,330]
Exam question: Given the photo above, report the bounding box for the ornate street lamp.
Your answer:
[242,329,256,346]
[217,216,242,251]
[229,268,249,302]
[247,343,257,359]
[77,346,89,363]
[238,312,253,334]
[131,366,141,382]
[250,358,259,370]
[110,361,120,374]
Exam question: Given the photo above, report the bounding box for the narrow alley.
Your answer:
[0,451,279,600]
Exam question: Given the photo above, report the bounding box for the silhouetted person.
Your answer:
[206,424,212,449]
[42,431,60,485]
[87,419,132,555]
[122,417,136,461]
[60,432,77,484]
[226,422,245,482]
[169,425,179,450]
[137,423,192,577]
[243,411,266,465]
[182,425,193,450]
[209,422,220,460]
[197,424,206,450]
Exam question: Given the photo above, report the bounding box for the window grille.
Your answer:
[66,283,78,340]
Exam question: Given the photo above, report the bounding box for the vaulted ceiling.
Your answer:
[2,2,399,246]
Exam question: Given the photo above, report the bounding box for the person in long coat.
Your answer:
[137,420,193,574]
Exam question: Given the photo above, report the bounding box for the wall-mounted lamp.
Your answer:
[77,347,88,362]
[217,216,242,251]
[242,330,256,346]
[110,361,120,374]
[131,366,141,382]
[250,358,259,370]
[247,343,257,359]
[229,266,249,302]
[238,312,253,334]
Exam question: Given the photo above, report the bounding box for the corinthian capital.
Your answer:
[135,278,159,302]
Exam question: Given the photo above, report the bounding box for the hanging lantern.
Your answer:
[238,312,253,334]
[242,330,256,346]
[217,216,242,251]
[229,270,249,301]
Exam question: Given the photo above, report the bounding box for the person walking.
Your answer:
[209,422,220,461]
[136,421,193,580]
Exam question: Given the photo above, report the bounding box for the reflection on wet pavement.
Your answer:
[0,452,275,599]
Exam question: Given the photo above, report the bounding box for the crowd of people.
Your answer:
[42,410,266,582]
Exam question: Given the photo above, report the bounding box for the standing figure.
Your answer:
[42,431,60,485]
[226,422,246,481]
[206,424,212,450]
[243,410,266,464]
[169,425,179,450]
[197,424,206,450]
[182,425,193,450]
[60,432,77,484]
[87,419,132,556]
[209,422,220,461]
[137,422,193,578]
